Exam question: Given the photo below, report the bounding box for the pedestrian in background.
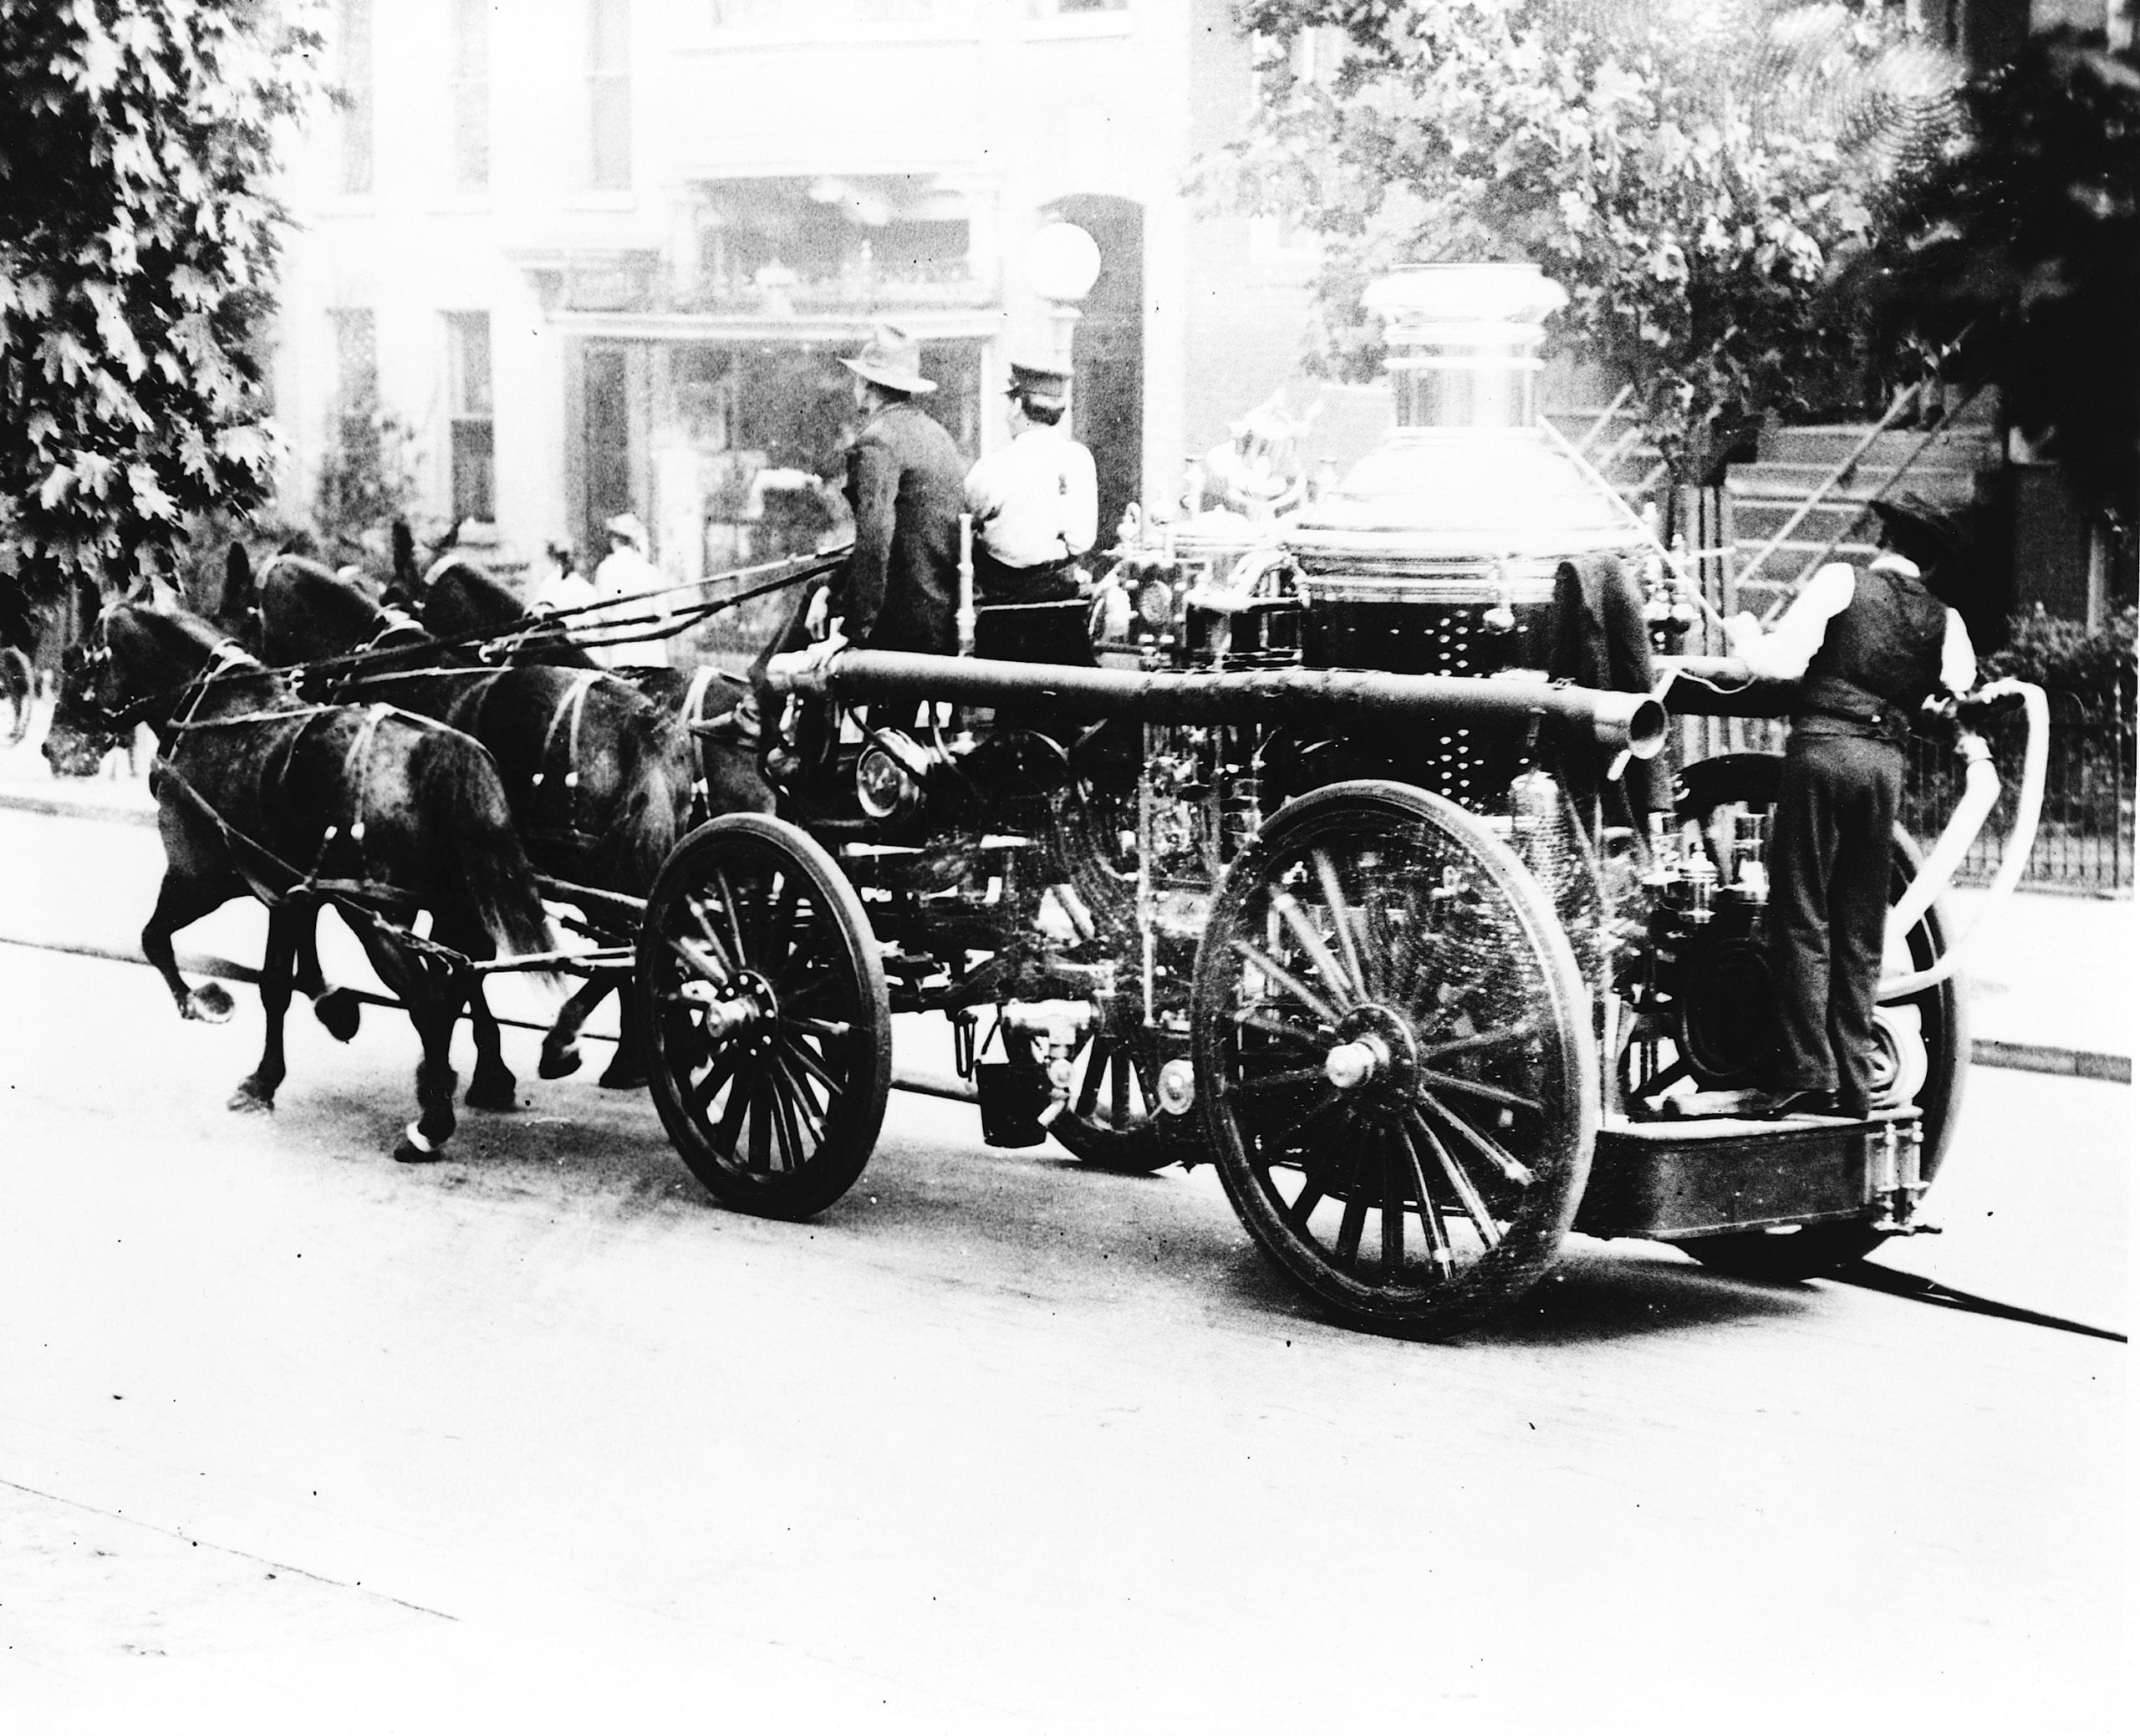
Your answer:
[591,512,672,670]
[531,538,595,619]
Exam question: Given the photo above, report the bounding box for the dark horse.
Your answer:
[373,534,767,804]
[44,603,555,1163]
[249,552,713,1088]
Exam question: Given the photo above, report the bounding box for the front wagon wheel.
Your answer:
[1192,781,1597,1336]
[638,815,891,1219]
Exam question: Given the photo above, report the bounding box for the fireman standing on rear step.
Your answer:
[1725,493,1979,1121]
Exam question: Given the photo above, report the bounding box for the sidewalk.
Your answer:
[2,705,2130,1080]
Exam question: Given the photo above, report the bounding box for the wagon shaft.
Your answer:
[771,649,1668,756]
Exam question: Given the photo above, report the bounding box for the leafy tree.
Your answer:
[1852,28,2140,532]
[1204,0,1960,481]
[0,0,318,613]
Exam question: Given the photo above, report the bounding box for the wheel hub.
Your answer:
[1324,1003,1419,1112]
[682,967,777,1046]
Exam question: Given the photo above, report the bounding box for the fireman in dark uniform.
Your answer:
[707,324,966,747]
[1725,495,1979,1118]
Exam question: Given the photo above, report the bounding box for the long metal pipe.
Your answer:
[771,649,1669,756]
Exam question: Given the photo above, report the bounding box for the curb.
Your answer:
[3,786,2128,1086]
[0,787,156,827]
[1969,1040,2131,1085]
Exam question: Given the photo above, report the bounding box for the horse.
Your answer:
[43,603,556,1164]
[251,553,717,1089]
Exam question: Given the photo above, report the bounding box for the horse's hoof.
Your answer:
[313,989,362,1043]
[538,1043,583,1081]
[595,1065,648,1092]
[227,1082,275,1113]
[185,984,236,1023]
[464,1072,520,1112]
[393,1133,446,1165]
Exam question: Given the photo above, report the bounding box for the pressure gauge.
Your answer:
[855,744,924,823]
[1135,575,1174,627]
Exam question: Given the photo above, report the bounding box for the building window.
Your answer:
[446,313,496,524]
[335,0,373,195]
[589,0,632,190]
[448,0,489,190]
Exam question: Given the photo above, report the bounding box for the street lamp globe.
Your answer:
[1024,221,1102,305]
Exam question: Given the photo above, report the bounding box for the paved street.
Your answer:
[0,801,2126,1733]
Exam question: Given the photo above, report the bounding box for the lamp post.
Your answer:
[1022,220,1102,372]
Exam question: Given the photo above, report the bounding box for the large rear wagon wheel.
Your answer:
[1194,781,1597,1336]
[1666,753,1969,1281]
[638,815,891,1219]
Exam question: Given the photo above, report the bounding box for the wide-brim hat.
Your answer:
[1007,357,1071,412]
[842,324,936,396]
[1871,491,1971,568]
[604,512,649,550]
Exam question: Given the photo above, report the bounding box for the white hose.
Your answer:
[1879,680,2050,1003]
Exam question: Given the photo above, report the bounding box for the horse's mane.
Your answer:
[424,564,530,641]
[259,556,387,662]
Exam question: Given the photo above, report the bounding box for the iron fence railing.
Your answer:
[1668,690,2132,894]
[1903,689,2133,894]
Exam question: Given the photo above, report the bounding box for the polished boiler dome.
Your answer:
[1285,262,1641,578]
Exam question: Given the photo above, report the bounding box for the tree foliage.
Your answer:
[1852,28,2140,529]
[0,0,318,611]
[1204,0,1960,481]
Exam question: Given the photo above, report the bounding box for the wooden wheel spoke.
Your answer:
[767,1059,814,1166]
[1378,1129,1406,1286]
[708,865,753,967]
[1110,1047,1135,1126]
[1407,1108,1502,1250]
[1074,1032,1113,1117]
[1416,1021,1539,1065]
[1361,890,1394,1003]
[668,931,731,990]
[1333,1190,1368,1267]
[1415,1066,1542,1117]
[684,894,739,975]
[748,1084,774,1172]
[1264,1086,1346,1148]
[1399,1122,1458,1280]
[1234,1010,1327,1051]
[1230,938,1342,1029]
[770,1050,829,1142]
[778,1035,841,1098]
[1419,1091,1536,1188]
[785,1014,855,1041]
[1228,1063,1331,1099]
[1269,886,1361,1009]
[713,1059,753,1155]
[757,868,797,969]
[689,1046,743,1117]
[1310,847,1370,1002]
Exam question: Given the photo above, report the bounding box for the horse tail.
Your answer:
[421,733,558,977]
[613,697,696,893]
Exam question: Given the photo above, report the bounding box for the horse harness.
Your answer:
[449,665,607,860]
[152,644,445,919]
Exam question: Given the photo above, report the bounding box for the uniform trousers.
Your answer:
[1765,727,1903,1113]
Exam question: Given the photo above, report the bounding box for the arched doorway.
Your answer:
[1044,195,1143,549]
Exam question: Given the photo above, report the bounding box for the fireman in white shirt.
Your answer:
[964,359,1098,605]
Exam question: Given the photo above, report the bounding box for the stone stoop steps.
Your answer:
[1725,418,2002,612]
